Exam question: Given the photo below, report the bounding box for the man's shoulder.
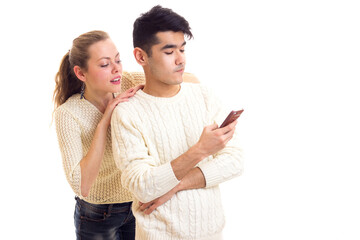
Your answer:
[182,82,214,99]
[113,100,133,116]
[112,94,144,122]
[114,93,142,112]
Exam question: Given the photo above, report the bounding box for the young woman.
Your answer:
[53,30,142,240]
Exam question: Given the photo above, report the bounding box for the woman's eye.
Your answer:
[101,64,109,67]
[116,60,122,64]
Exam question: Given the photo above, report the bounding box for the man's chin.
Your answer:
[169,75,183,85]
[174,78,183,85]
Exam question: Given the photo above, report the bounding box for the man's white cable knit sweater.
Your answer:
[111,83,243,240]
[55,94,133,204]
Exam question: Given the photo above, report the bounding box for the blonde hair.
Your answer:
[53,30,110,108]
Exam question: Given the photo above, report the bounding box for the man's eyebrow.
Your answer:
[97,52,120,61]
[160,41,187,51]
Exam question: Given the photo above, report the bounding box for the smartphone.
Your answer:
[219,110,244,128]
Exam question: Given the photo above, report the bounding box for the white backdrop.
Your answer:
[1,0,359,239]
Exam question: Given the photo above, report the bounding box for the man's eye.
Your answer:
[180,49,185,53]
[165,51,173,55]
[101,64,109,67]
[116,60,122,64]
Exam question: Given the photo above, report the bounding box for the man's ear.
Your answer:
[73,66,86,82]
[133,47,148,66]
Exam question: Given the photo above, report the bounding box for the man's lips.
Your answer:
[175,64,185,72]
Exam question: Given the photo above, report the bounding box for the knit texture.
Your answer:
[54,71,198,204]
[55,94,133,204]
[111,83,243,240]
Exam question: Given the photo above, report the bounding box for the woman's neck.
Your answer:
[83,91,113,114]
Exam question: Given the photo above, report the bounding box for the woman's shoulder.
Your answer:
[55,94,86,120]
[55,93,74,109]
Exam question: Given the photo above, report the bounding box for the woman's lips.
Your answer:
[110,76,121,85]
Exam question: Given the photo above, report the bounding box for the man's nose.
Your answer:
[175,51,185,65]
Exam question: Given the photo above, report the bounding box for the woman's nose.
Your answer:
[112,61,122,73]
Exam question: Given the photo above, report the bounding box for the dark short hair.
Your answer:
[133,5,193,56]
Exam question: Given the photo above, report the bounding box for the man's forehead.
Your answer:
[155,31,186,47]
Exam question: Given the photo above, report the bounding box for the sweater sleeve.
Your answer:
[197,85,244,188]
[111,107,180,203]
[55,107,83,196]
[198,133,244,188]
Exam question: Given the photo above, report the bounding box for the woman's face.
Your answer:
[83,38,123,95]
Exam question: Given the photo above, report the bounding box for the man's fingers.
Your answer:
[224,127,235,142]
[206,123,219,131]
[219,120,237,134]
[140,202,153,211]
[144,204,157,215]
[140,202,157,214]
[140,199,161,214]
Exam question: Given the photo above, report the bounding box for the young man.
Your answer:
[111,5,243,240]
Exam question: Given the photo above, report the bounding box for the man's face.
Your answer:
[147,31,186,86]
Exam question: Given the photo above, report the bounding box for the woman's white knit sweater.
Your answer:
[55,94,133,204]
[111,83,243,240]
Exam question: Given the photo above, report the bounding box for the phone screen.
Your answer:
[220,110,244,128]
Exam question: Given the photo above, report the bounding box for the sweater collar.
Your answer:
[71,93,104,116]
[135,84,186,104]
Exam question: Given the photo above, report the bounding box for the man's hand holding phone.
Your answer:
[194,109,243,159]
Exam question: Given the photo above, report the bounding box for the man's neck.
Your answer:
[142,80,181,98]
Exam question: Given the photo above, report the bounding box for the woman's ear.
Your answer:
[133,47,148,66]
[73,66,86,82]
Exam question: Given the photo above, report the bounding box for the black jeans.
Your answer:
[74,197,135,240]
